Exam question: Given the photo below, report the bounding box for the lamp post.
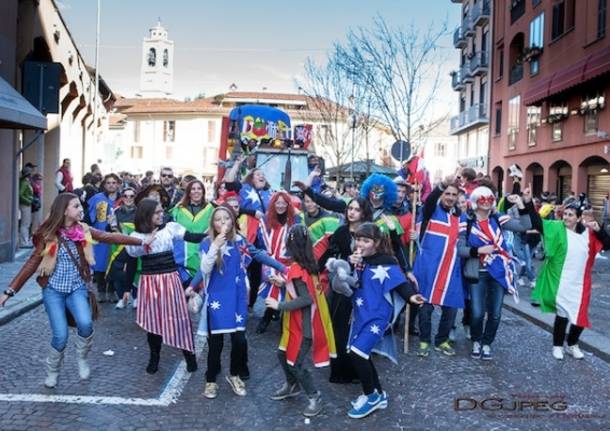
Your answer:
[349,94,356,181]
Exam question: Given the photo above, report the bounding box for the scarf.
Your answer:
[38,222,95,277]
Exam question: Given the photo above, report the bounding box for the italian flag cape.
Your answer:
[308,216,341,260]
[532,220,603,328]
[279,264,337,367]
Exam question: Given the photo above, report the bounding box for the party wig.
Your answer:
[360,174,398,210]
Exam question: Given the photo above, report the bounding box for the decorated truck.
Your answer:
[217,104,320,191]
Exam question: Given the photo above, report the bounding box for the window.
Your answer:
[495,102,502,136]
[508,96,521,149]
[163,120,176,142]
[511,0,526,24]
[131,146,143,159]
[497,48,504,79]
[163,49,169,68]
[207,120,216,143]
[584,112,599,135]
[532,0,542,7]
[552,0,575,40]
[134,120,140,142]
[581,93,605,134]
[552,122,563,141]
[480,79,487,105]
[527,106,541,146]
[147,48,156,67]
[482,27,489,52]
[470,84,475,107]
[530,13,545,47]
[460,91,466,112]
[599,0,607,39]
[434,142,447,157]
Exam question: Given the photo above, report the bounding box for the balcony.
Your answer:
[461,63,473,83]
[472,0,490,26]
[463,16,474,37]
[469,51,489,76]
[451,70,464,91]
[450,103,489,135]
[453,26,466,48]
[509,63,524,85]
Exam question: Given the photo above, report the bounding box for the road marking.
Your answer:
[0,336,206,406]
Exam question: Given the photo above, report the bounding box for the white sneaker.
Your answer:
[517,278,526,287]
[115,299,126,309]
[131,298,137,309]
[566,345,584,359]
[552,346,564,360]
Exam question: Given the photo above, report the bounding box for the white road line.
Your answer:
[0,335,206,406]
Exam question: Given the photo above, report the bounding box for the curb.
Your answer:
[503,301,610,364]
[0,297,42,326]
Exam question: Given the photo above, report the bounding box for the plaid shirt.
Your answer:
[48,239,86,294]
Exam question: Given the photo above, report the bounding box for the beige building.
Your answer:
[0,0,111,262]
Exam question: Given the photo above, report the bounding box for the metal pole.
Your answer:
[351,114,355,181]
[92,0,101,163]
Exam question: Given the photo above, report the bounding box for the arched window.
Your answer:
[163,49,169,67]
[148,48,156,67]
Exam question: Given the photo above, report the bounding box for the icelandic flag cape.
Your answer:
[413,205,464,308]
[532,221,603,328]
[462,213,518,293]
[87,192,115,272]
[239,183,272,214]
[279,264,336,367]
[196,235,252,335]
[348,257,407,364]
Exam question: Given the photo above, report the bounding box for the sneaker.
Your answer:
[303,392,322,417]
[131,298,137,309]
[481,345,492,360]
[552,346,564,360]
[378,391,389,409]
[417,342,430,357]
[566,344,585,360]
[270,382,301,400]
[448,328,457,342]
[226,375,247,396]
[434,341,456,356]
[463,325,471,340]
[348,391,382,419]
[115,299,126,309]
[517,278,526,287]
[203,382,218,399]
[471,341,482,359]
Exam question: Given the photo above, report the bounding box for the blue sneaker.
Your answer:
[348,392,382,419]
[379,391,388,409]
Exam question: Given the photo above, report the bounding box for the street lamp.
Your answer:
[349,94,356,181]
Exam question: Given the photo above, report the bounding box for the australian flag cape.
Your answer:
[239,183,272,213]
[413,204,465,308]
[461,213,518,293]
[195,235,252,337]
[348,255,407,364]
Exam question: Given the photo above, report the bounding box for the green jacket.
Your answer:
[19,178,33,206]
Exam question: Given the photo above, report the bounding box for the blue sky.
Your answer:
[58,0,460,110]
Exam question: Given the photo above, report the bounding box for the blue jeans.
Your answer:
[513,235,535,281]
[418,303,457,345]
[469,272,504,346]
[43,286,93,352]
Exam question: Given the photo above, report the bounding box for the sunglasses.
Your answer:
[161,174,173,178]
[123,194,135,198]
[476,195,495,205]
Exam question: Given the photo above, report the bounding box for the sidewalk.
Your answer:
[504,252,610,362]
[0,249,42,326]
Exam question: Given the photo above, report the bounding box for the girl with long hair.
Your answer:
[126,198,206,375]
[3,193,147,388]
[266,225,336,418]
[345,223,424,419]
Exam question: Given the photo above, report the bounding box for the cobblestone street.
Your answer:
[0,293,609,430]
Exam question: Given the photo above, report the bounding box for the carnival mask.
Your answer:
[369,185,385,203]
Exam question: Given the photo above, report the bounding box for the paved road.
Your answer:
[0,299,608,431]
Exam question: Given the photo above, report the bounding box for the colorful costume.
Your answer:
[87,192,116,272]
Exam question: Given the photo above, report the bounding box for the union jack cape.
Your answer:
[279,264,336,367]
[413,205,465,308]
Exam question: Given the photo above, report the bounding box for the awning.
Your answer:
[524,45,610,106]
[0,76,47,130]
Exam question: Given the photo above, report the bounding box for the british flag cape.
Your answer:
[413,205,465,308]
[348,258,407,364]
[279,264,336,367]
[196,235,252,336]
[461,213,518,293]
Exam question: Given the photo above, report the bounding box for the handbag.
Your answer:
[462,257,480,283]
[60,238,100,327]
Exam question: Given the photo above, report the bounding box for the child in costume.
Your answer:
[265,225,336,418]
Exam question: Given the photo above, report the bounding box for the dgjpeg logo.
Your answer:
[454,396,568,412]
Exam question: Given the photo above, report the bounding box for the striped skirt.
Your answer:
[137,271,194,353]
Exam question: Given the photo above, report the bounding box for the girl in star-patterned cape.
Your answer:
[194,205,252,400]
[345,223,424,419]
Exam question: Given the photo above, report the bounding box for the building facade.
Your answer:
[139,22,174,97]
[450,0,492,174]
[0,0,110,262]
[490,0,610,215]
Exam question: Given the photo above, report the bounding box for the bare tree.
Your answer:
[334,16,448,154]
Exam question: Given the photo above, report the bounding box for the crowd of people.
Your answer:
[4,158,610,420]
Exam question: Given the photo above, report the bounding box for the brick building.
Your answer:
[490,0,610,215]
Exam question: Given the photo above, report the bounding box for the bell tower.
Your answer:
[139,20,174,97]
